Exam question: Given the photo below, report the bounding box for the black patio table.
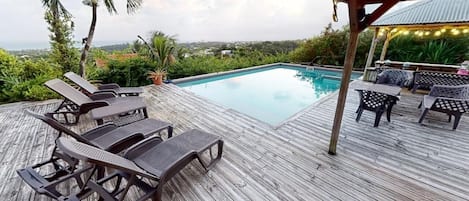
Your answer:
[354,84,401,127]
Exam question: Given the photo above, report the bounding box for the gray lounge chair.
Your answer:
[45,78,143,124]
[418,84,469,130]
[376,69,414,88]
[64,72,143,96]
[55,129,223,201]
[412,71,469,93]
[17,110,173,199]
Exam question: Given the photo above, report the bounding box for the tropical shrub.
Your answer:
[386,35,469,64]
[290,24,469,67]
[0,49,62,103]
[89,57,155,87]
[169,52,290,79]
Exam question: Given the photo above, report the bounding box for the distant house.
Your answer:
[220,50,233,57]
[203,49,214,55]
[95,53,139,68]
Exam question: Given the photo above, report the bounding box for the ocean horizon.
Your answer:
[0,40,130,51]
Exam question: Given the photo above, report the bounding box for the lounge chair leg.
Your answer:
[448,114,452,122]
[417,101,422,108]
[374,112,383,127]
[167,126,173,138]
[453,115,462,130]
[418,109,429,124]
[355,108,363,122]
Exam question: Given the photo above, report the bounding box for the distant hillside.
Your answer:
[97,43,130,52]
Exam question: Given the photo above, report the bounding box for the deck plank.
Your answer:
[0,80,468,200]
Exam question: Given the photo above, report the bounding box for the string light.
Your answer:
[381,27,469,38]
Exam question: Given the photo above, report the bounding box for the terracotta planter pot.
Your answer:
[152,75,163,85]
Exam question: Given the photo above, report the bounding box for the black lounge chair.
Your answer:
[17,110,173,199]
[55,129,223,201]
[45,78,144,124]
[64,72,143,96]
[418,84,469,130]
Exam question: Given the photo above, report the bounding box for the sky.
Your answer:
[0,0,415,50]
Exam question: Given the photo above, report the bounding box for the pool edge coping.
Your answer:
[172,63,363,84]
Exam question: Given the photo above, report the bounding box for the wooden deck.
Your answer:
[1,80,469,200]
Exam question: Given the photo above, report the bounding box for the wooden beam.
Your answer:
[329,0,401,155]
[365,28,380,68]
[359,0,400,31]
[329,1,361,155]
[380,32,391,60]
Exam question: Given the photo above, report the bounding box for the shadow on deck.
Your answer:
[0,80,468,200]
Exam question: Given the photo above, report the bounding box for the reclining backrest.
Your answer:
[64,72,98,94]
[25,110,90,144]
[429,84,469,99]
[377,69,413,87]
[416,71,469,86]
[56,137,155,178]
[45,79,91,106]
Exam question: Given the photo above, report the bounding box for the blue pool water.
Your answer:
[177,65,362,125]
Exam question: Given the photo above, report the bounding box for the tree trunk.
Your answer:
[79,3,97,78]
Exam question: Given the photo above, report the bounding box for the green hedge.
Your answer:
[0,49,62,103]
[169,52,290,79]
[90,52,290,86]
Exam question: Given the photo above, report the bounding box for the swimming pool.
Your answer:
[176,64,362,125]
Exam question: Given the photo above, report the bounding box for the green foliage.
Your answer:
[89,57,154,87]
[0,50,62,103]
[169,52,289,79]
[137,31,177,73]
[290,24,469,68]
[44,1,79,73]
[386,35,469,64]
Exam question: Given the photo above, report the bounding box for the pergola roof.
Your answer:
[371,0,469,27]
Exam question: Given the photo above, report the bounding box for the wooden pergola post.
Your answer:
[380,31,392,60]
[328,0,400,155]
[365,28,380,68]
[328,0,361,155]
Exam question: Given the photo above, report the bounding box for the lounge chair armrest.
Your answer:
[123,136,164,159]
[435,97,469,102]
[89,92,116,100]
[81,123,118,139]
[98,83,120,90]
[93,90,118,96]
[80,101,110,114]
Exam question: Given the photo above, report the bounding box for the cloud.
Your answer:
[0,0,415,48]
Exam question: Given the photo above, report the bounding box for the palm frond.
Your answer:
[126,0,143,13]
[103,0,118,14]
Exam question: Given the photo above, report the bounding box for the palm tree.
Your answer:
[138,32,177,72]
[41,0,71,53]
[42,0,70,19]
[79,0,143,78]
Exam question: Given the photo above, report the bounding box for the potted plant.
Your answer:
[137,31,177,85]
[148,68,166,85]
